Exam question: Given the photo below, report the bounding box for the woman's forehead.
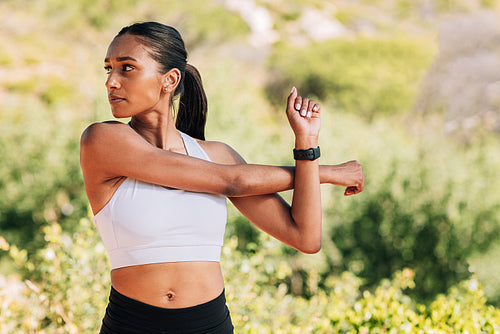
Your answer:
[105,34,150,61]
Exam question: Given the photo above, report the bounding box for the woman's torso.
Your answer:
[89,128,228,308]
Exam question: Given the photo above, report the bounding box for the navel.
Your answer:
[165,291,176,301]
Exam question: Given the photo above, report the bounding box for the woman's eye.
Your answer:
[104,66,111,74]
[123,64,134,72]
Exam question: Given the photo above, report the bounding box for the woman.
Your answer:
[80,22,364,333]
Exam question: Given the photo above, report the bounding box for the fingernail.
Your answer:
[306,111,312,117]
[313,106,318,111]
[291,86,296,94]
[296,104,301,110]
[301,109,307,116]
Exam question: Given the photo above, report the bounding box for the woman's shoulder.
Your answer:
[198,140,246,165]
[81,121,130,146]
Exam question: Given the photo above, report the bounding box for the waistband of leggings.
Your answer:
[109,285,227,316]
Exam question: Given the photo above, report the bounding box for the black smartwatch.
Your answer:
[293,147,321,160]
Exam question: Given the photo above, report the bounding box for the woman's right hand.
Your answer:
[322,161,365,196]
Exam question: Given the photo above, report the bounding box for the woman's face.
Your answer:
[104,34,165,118]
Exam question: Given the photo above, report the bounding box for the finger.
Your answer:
[344,187,353,196]
[344,186,359,196]
[292,88,302,113]
[295,96,303,113]
[306,99,316,118]
[312,103,321,114]
[287,86,298,111]
[300,97,309,117]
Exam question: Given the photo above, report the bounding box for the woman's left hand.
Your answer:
[286,87,321,146]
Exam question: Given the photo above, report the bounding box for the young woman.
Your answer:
[80,22,364,333]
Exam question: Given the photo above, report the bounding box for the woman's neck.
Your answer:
[129,110,183,152]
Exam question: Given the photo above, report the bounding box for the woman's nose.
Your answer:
[105,71,120,89]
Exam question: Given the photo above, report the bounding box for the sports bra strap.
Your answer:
[180,131,211,161]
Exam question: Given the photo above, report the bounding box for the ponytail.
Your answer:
[176,64,207,141]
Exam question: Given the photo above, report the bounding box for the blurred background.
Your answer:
[1,0,500,332]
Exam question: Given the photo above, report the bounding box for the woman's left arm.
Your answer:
[202,89,363,253]
[204,142,362,253]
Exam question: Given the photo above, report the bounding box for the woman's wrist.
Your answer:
[294,136,319,150]
[319,165,333,184]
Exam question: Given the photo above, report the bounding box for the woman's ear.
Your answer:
[162,68,182,93]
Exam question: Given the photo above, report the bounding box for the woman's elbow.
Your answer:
[291,218,322,254]
[293,231,322,254]
[298,240,322,254]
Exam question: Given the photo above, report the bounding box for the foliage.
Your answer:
[266,37,435,120]
[319,115,500,302]
[13,0,250,44]
[0,217,110,333]
[0,100,88,251]
[2,226,500,333]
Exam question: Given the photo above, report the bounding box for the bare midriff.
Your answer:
[110,261,225,308]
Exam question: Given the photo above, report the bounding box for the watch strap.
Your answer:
[293,147,321,160]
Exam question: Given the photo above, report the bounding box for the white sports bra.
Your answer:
[93,131,228,269]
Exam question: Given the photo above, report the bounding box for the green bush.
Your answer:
[2,224,500,333]
[6,76,74,106]
[320,115,500,303]
[0,101,88,251]
[266,37,434,120]
[0,217,110,333]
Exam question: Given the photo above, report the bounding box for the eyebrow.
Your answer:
[104,56,138,63]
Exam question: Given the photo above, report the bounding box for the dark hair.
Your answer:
[116,22,207,140]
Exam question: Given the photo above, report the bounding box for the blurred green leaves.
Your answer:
[266,37,434,120]
[1,218,110,333]
[3,226,499,333]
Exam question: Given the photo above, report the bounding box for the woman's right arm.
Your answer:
[80,121,315,198]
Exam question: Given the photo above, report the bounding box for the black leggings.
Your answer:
[99,286,234,334]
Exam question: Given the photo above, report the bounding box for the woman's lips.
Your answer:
[109,96,126,104]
